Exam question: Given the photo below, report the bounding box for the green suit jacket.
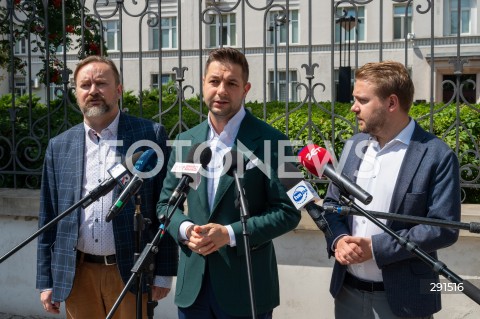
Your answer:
[157,110,301,316]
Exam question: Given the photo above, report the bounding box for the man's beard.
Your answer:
[359,107,387,135]
[81,97,112,118]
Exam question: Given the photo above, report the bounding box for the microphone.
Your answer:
[81,151,143,208]
[167,143,212,206]
[105,149,158,222]
[298,144,373,205]
[279,162,332,237]
[222,149,246,177]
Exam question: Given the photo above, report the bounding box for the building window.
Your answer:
[208,13,236,48]
[446,0,473,35]
[104,20,121,51]
[14,77,26,96]
[335,6,365,42]
[268,10,299,45]
[151,17,177,50]
[268,70,299,102]
[14,38,27,54]
[393,4,412,40]
[50,84,64,100]
[151,73,176,89]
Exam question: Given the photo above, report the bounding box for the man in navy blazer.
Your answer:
[323,61,461,318]
[36,56,178,318]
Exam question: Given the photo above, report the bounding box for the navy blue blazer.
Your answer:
[36,112,178,302]
[323,121,461,317]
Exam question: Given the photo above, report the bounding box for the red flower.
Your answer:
[15,0,21,5]
[51,0,62,9]
[89,43,100,55]
[66,25,75,33]
[50,69,60,84]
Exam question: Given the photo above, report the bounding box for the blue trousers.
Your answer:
[178,270,273,319]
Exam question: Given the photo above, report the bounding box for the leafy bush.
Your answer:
[1,90,479,203]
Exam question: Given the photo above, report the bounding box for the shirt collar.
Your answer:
[84,110,121,141]
[389,117,415,146]
[207,107,246,142]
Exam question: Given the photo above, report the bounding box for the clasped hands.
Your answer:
[185,223,230,256]
[334,235,373,265]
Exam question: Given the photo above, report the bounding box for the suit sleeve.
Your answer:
[230,136,301,255]
[156,135,191,244]
[36,141,57,290]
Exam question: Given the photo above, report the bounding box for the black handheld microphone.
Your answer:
[167,143,212,206]
[81,152,143,208]
[105,149,158,222]
[279,162,333,237]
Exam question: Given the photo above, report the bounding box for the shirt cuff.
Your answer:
[179,221,195,243]
[39,288,52,293]
[331,234,347,252]
[226,225,236,247]
[154,276,173,289]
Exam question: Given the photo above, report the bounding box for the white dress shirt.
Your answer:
[347,118,415,282]
[77,111,171,288]
[179,107,246,246]
[78,112,121,256]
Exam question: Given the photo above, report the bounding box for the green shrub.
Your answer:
[1,90,479,203]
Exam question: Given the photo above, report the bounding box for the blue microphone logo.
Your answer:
[293,185,308,204]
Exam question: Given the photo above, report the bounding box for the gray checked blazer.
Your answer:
[36,111,178,302]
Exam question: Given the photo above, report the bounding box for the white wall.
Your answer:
[0,190,479,318]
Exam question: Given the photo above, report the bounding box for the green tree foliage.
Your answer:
[0,0,105,84]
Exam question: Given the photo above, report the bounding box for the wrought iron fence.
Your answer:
[0,0,479,201]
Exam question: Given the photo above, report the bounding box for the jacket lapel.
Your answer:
[388,123,428,217]
[185,122,211,214]
[70,124,86,224]
[210,111,260,214]
[115,112,134,198]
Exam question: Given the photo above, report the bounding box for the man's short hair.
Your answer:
[73,56,121,86]
[204,47,249,83]
[355,61,415,112]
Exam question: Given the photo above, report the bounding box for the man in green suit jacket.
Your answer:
[157,47,301,318]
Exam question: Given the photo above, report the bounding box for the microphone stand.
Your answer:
[133,194,156,319]
[324,205,480,234]
[106,191,184,319]
[233,170,257,319]
[338,194,480,305]
[1,181,119,263]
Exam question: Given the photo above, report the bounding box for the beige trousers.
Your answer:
[66,260,147,319]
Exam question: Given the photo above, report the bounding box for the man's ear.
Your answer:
[243,82,251,97]
[388,94,400,111]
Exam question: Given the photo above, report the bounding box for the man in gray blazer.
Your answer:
[36,56,178,318]
[323,61,461,318]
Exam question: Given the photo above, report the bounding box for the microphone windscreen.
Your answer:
[128,151,144,167]
[222,150,244,176]
[199,147,212,168]
[184,143,212,168]
[134,149,158,172]
[185,143,201,163]
[297,144,331,177]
